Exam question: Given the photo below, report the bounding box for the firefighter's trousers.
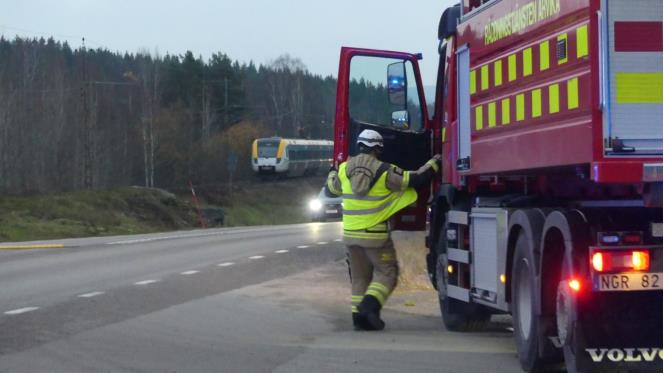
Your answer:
[347,239,398,313]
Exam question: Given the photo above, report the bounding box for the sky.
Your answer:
[0,0,458,86]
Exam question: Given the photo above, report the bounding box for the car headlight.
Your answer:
[309,199,322,211]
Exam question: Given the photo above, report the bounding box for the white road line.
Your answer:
[297,245,309,249]
[217,262,235,267]
[317,241,328,245]
[106,231,226,245]
[78,291,105,298]
[5,307,39,315]
[180,270,199,275]
[105,225,320,246]
[249,255,264,260]
[275,249,289,254]
[334,238,342,242]
[134,279,159,286]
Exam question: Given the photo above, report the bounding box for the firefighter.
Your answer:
[326,129,441,331]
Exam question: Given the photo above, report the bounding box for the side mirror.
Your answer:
[391,110,410,129]
[387,61,407,106]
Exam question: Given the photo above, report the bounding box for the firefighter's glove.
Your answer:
[427,154,442,173]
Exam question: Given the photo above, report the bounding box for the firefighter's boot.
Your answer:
[357,295,385,331]
[352,312,369,331]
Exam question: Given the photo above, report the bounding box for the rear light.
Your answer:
[590,249,651,273]
[631,251,650,271]
[592,252,604,272]
[568,279,582,292]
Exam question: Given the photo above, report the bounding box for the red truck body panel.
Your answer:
[448,0,661,186]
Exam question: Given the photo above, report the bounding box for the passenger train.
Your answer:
[251,137,333,177]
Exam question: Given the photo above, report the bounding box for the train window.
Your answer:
[258,139,280,158]
[349,56,424,132]
[285,143,333,161]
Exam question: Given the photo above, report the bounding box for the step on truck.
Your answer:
[331,0,662,371]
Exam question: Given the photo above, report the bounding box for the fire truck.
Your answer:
[332,0,662,371]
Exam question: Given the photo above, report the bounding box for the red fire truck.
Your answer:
[332,0,662,371]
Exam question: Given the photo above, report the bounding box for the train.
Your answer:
[251,137,333,177]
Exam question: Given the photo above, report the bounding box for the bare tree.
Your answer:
[136,51,160,188]
[266,54,307,136]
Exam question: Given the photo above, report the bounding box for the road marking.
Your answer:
[5,307,39,315]
[317,241,328,245]
[106,232,227,245]
[275,249,289,254]
[104,226,311,246]
[134,280,159,286]
[334,238,342,242]
[0,244,65,250]
[297,245,309,249]
[217,262,235,267]
[180,270,199,275]
[78,291,105,298]
[249,255,264,260]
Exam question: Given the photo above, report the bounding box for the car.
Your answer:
[308,187,342,222]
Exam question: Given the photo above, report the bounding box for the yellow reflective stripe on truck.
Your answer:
[531,88,542,118]
[488,102,497,128]
[523,47,533,77]
[539,40,550,71]
[501,98,511,125]
[481,65,489,91]
[549,83,560,114]
[615,72,663,104]
[508,54,517,82]
[576,24,588,58]
[475,105,483,130]
[567,78,579,109]
[494,60,503,86]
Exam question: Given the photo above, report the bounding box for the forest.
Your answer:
[0,37,395,194]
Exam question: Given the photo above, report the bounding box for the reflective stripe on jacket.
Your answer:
[338,161,417,244]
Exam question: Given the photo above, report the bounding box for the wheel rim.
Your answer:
[517,258,532,339]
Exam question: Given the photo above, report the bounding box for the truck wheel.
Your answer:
[436,232,490,332]
[512,231,545,372]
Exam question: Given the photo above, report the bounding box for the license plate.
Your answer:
[325,209,338,214]
[597,272,662,291]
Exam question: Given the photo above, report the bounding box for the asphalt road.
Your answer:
[0,223,521,372]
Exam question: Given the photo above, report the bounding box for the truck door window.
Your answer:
[349,56,424,132]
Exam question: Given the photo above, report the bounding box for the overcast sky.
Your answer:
[0,0,457,86]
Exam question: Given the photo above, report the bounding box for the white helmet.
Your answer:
[357,129,384,148]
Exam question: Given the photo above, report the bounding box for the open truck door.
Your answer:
[333,47,432,231]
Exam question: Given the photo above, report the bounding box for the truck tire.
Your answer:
[512,231,546,372]
[436,234,490,332]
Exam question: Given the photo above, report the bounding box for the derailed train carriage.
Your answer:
[251,137,333,177]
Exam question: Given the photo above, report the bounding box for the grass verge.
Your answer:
[0,187,197,242]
